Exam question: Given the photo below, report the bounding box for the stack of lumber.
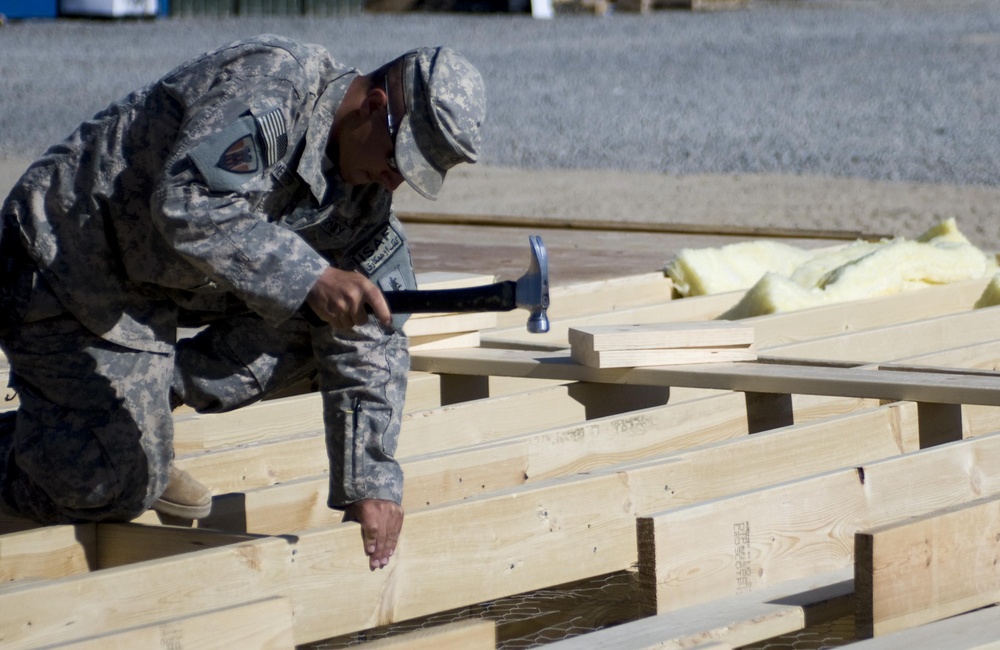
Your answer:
[6,269,1000,648]
[568,322,756,368]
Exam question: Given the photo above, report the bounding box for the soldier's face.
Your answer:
[338,86,405,192]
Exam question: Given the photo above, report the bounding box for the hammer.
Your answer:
[384,235,550,334]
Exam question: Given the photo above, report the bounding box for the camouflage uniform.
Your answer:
[0,35,485,524]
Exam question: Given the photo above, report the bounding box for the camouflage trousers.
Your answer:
[0,270,317,525]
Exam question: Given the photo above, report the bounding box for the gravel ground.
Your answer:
[1,0,999,186]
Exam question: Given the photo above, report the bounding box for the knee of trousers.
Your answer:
[13,409,171,520]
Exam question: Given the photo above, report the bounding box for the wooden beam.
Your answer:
[272,400,913,643]
[546,568,852,650]
[410,347,1000,407]
[484,277,990,351]
[636,429,1000,616]
[172,371,447,454]
[855,493,1000,638]
[45,597,295,649]
[846,603,1000,649]
[192,394,884,535]
[746,277,990,350]
[0,536,291,648]
[0,525,94,583]
[764,307,1000,364]
[482,291,744,350]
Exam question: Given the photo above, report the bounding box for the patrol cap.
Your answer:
[393,46,486,200]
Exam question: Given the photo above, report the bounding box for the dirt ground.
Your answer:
[5,158,1000,286]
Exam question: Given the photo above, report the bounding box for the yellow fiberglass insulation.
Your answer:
[665,218,998,319]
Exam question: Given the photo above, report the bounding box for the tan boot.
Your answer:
[152,465,212,519]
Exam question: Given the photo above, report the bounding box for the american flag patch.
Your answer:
[255,109,288,167]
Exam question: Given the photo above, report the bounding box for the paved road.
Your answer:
[1,0,999,186]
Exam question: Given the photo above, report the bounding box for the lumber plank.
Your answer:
[44,596,295,649]
[569,322,755,352]
[408,330,480,350]
[196,394,883,535]
[482,291,744,350]
[403,311,497,337]
[546,568,852,650]
[0,536,291,649]
[359,619,495,649]
[0,525,94,583]
[285,400,913,643]
[410,347,1000,407]
[287,473,638,644]
[2,398,913,645]
[745,277,991,349]
[635,429,1000,617]
[572,345,757,369]
[95,523,264,569]
[483,276,989,351]
[764,307,1000,363]
[171,371,446,453]
[846,603,1000,649]
[191,390,750,531]
[621,401,918,514]
[855,493,1000,638]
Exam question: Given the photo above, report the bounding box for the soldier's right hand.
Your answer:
[305,267,391,329]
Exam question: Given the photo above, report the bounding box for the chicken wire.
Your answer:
[303,570,857,649]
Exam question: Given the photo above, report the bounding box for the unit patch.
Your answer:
[219,135,259,174]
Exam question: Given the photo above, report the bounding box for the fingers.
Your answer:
[306,267,393,330]
[346,499,404,571]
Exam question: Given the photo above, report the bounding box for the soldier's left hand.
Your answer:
[344,498,403,571]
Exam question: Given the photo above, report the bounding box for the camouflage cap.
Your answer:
[394,47,486,200]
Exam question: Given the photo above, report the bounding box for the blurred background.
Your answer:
[2,0,999,185]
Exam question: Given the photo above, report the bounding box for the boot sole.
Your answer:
[151,498,212,520]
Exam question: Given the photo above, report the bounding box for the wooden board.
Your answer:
[855,493,1000,638]
[636,430,1000,616]
[409,347,1000,408]
[569,323,755,352]
[47,597,295,649]
[571,344,757,369]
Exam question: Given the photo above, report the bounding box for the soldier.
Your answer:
[0,35,486,571]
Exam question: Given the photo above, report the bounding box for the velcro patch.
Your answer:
[353,224,404,276]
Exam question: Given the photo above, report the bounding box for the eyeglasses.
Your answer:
[384,76,399,173]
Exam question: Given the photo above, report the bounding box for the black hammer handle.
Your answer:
[383,281,517,313]
[301,281,517,326]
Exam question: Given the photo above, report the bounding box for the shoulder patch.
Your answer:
[220,135,259,173]
[188,115,262,192]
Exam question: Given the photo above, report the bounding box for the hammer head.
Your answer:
[514,235,550,333]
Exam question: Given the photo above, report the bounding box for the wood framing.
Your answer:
[846,604,1000,649]
[7,267,1000,648]
[855,493,1000,638]
[46,597,295,649]
[636,430,1000,616]
[546,568,852,649]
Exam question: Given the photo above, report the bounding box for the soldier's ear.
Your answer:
[360,83,388,120]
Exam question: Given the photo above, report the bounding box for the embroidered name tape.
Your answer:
[353,224,403,276]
